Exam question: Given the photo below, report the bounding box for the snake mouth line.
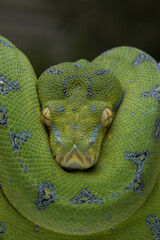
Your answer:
[55,149,96,170]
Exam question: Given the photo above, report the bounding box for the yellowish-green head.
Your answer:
[38,60,123,170]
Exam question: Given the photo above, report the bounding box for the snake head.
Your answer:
[38,60,123,170]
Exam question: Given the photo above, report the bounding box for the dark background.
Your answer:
[0,0,160,77]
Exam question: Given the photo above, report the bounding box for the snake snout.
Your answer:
[55,142,98,170]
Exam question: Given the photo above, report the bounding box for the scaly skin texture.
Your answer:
[38,60,122,170]
[0,36,160,240]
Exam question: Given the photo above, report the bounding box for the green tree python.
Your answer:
[0,36,160,240]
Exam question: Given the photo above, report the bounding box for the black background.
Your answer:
[0,0,160,77]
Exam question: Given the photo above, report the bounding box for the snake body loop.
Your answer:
[0,36,160,239]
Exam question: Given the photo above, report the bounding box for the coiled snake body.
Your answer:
[0,36,160,239]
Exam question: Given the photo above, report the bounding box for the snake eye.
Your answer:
[41,107,51,126]
[101,108,113,128]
